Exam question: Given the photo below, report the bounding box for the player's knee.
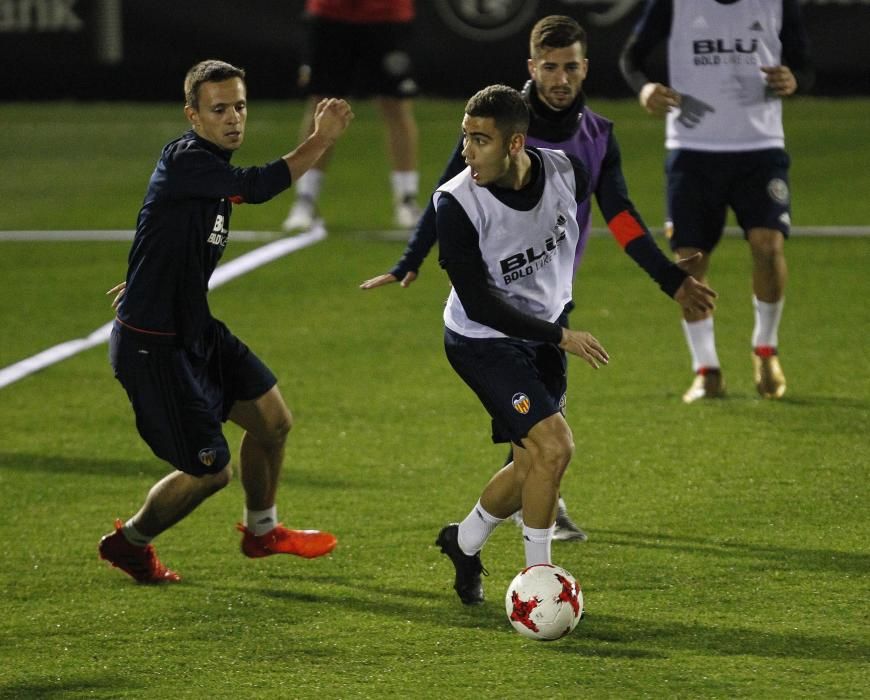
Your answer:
[210,463,233,491]
[265,407,292,448]
[554,437,575,476]
[748,229,784,259]
[277,407,293,438]
[195,463,233,495]
[674,247,707,277]
[534,436,574,481]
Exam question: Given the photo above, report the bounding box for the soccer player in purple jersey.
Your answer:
[98,60,353,584]
[360,16,715,542]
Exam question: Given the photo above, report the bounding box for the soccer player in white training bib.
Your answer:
[621,0,814,402]
[431,85,609,605]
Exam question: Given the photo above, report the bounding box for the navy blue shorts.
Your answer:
[109,319,277,476]
[304,18,418,98]
[444,328,567,446]
[665,148,791,252]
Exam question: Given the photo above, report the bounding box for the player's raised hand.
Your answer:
[285,99,354,182]
[359,271,417,290]
[559,329,609,369]
[312,98,354,142]
[639,82,681,117]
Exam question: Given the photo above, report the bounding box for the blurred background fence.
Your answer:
[3,0,869,101]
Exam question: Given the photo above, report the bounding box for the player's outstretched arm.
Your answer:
[362,137,466,292]
[359,270,418,290]
[558,328,609,369]
[283,98,354,183]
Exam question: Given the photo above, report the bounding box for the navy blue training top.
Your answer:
[117,130,291,348]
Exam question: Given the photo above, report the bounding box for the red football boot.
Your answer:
[236,523,337,559]
[98,519,181,584]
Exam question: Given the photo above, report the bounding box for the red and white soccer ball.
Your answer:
[505,564,583,641]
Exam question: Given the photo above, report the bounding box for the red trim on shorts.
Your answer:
[608,210,645,249]
[115,317,177,337]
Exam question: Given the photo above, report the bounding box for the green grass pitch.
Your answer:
[0,99,868,698]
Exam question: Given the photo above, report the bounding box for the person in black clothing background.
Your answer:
[360,16,716,542]
[98,60,353,584]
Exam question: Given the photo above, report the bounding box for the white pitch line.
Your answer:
[366,225,870,242]
[0,230,282,242]
[0,225,326,390]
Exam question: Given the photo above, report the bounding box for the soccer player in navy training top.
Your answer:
[98,60,353,583]
[360,16,717,542]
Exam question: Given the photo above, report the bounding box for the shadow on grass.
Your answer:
[0,451,165,478]
[0,452,356,489]
[594,529,870,576]
[240,577,868,663]
[552,611,869,663]
[0,676,141,700]
[255,582,509,633]
[659,391,870,412]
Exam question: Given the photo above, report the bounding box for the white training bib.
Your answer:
[667,0,785,151]
[436,148,580,340]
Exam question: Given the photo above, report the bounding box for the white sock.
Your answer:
[295,169,324,202]
[122,520,151,547]
[245,506,278,536]
[522,524,554,567]
[457,500,504,555]
[752,296,784,349]
[681,317,720,372]
[390,170,419,201]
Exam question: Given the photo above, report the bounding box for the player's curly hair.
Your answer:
[530,15,587,58]
[465,84,530,141]
[184,60,246,110]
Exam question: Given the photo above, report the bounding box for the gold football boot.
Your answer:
[682,368,726,404]
[753,351,786,399]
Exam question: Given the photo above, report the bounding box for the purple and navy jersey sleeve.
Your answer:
[596,131,687,296]
[391,135,466,279]
[435,193,562,344]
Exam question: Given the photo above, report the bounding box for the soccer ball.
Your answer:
[505,564,583,641]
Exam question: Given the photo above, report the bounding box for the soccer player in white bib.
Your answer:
[361,15,717,544]
[620,0,813,402]
[431,85,609,605]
